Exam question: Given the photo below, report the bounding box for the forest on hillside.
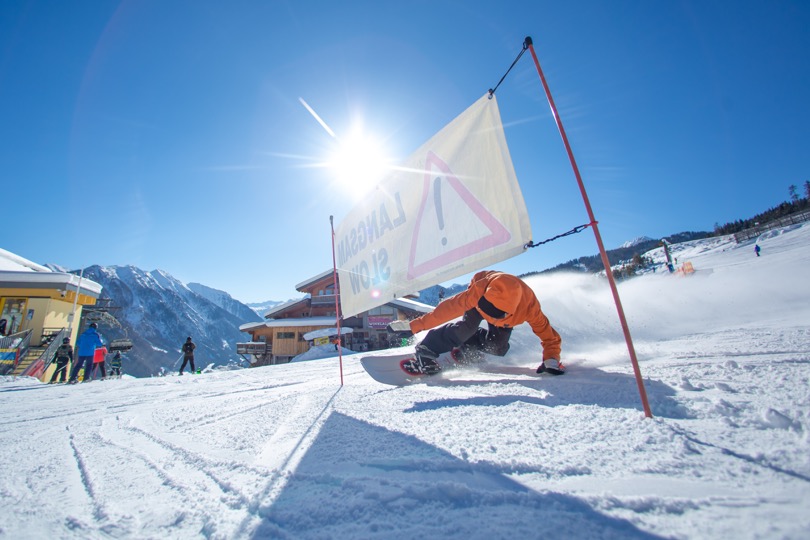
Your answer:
[531,183,810,277]
[713,182,810,235]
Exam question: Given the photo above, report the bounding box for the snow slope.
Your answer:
[1,225,809,539]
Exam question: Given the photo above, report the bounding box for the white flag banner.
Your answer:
[335,94,532,318]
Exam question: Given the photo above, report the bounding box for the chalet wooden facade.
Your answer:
[238,270,432,366]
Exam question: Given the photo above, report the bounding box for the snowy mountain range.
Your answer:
[620,235,654,248]
[245,300,287,316]
[186,282,267,323]
[79,265,262,377]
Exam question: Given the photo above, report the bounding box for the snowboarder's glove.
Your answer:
[537,358,566,375]
[386,320,413,339]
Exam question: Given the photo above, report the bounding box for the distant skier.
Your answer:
[110,351,123,378]
[179,337,196,375]
[48,338,73,383]
[755,244,761,257]
[387,270,564,376]
[68,323,103,384]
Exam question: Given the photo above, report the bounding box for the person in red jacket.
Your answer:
[388,270,564,376]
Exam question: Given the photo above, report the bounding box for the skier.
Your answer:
[110,351,123,378]
[179,337,196,375]
[387,270,564,376]
[86,345,108,381]
[68,323,104,384]
[755,244,761,257]
[48,338,73,383]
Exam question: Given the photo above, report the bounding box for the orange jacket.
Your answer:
[409,270,562,360]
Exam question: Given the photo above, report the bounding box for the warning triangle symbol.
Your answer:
[407,151,511,279]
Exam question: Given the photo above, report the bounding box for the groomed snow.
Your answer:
[1,225,808,539]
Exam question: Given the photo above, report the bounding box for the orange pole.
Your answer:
[330,216,344,386]
[524,36,652,418]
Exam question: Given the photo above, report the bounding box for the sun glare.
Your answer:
[327,127,392,196]
[298,98,394,197]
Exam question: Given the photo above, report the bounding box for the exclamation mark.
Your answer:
[434,176,447,246]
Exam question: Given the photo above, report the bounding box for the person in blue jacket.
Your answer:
[68,322,104,384]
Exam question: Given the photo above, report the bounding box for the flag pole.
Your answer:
[330,215,344,386]
[524,36,652,418]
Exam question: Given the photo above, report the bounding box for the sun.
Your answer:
[298,98,394,197]
[326,125,392,196]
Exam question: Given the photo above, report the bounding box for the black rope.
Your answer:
[488,37,589,250]
[488,39,529,99]
[524,222,594,249]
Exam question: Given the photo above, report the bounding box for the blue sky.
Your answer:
[2,1,808,303]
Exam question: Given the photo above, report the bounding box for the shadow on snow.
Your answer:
[250,411,665,539]
[408,365,691,419]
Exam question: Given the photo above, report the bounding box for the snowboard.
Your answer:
[361,350,481,386]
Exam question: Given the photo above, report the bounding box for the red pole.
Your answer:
[525,36,652,418]
[330,216,344,386]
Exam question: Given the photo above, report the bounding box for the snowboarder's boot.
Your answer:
[450,346,484,366]
[404,344,441,375]
[536,358,566,375]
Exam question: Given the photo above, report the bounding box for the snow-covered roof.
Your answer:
[259,316,338,329]
[302,327,353,341]
[0,247,52,272]
[238,321,266,332]
[294,269,333,291]
[0,249,102,297]
[239,316,337,333]
[263,297,307,318]
[252,296,432,327]
[387,297,434,314]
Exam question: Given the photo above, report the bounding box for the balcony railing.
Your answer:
[310,294,338,306]
[236,342,271,355]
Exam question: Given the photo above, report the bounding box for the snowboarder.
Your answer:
[68,323,103,384]
[48,338,73,383]
[110,351,123,378]
[755,244,761,257]
[179,337,196,375]
[387,270,564,376]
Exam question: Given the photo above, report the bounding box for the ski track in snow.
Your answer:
[1,225,810,539]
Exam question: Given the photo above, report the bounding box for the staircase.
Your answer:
[11,346,46,376]
[0,330,32,376]
[4,329,66,380]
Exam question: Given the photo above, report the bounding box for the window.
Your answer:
[0,298,27,335]
[368,305,394,316]
[277,332,296,339]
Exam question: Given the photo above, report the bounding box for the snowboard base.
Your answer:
[361,350,478,386]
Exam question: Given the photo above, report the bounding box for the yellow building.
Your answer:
[1,248,102,378]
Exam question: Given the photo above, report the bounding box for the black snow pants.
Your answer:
[420,308,512,357]
[49,359,69,383]
[180,356,195,374]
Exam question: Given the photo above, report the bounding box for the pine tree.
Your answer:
[789,184,799,202]
[804,180,810,200]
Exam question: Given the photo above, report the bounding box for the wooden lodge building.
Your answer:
[237,270,433,366]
